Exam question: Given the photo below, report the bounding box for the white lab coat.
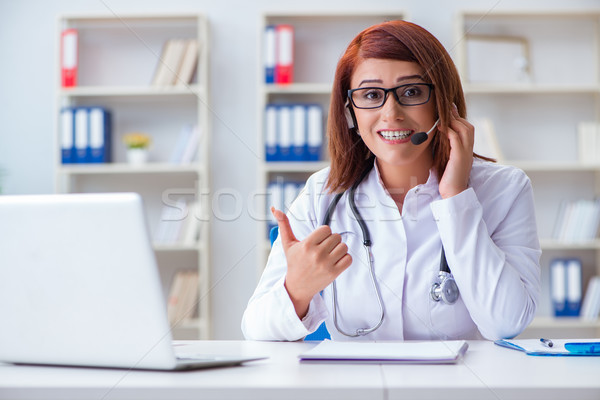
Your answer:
[242,158,541,341]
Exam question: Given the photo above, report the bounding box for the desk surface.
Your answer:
[1,340,598,400]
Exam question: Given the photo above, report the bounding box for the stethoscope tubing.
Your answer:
[325,164,385,337]
[322,162,459,338]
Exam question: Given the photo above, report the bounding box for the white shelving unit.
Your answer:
[455,11,600,337]
[55,14,211,339]
[256,11,406,276]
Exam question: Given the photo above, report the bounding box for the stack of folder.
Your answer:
[264,104,323,162]
[60,107,111,164]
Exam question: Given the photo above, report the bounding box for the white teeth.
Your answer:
[379,130,411,140]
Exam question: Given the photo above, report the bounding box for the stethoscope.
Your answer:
[322,163,460,337]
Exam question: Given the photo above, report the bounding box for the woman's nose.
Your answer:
[380,92,404,121]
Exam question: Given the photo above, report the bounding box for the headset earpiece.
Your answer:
[344,100,359,134]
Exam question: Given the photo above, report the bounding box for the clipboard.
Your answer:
[494,338,600,356]
[298,340,468,364]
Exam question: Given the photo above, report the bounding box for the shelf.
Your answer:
[540,239,600,250]
[263,161,330,173]
[256,12,405,276]
[457,11,600,339]
[172,316,210,333]
[464,84,599,95]
[530,316,600,329]
[59,85,205,97]
[56,13,211,339]
[58,163,202,175]
[504,161,600,172]
[153,243,203,252]
[264,83,332,94]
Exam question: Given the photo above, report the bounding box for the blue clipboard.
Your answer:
[494,339,600,356]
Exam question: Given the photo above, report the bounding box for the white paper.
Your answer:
[299,340,468,364]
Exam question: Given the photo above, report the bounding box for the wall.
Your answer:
[1,0,599,339]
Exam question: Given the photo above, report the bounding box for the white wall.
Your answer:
[1,0,599,339]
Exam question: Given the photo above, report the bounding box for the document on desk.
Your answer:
[298,340,468,364]
[494,338,600,356]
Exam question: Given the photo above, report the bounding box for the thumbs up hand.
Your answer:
[271,207,352,319]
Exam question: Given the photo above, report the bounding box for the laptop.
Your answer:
[0,192,264,371]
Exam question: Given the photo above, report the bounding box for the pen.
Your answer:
[540,338,553,348]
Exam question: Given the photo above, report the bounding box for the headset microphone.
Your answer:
[411,119,439,145]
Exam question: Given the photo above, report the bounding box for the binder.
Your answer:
[566,258,582,316]
[88,107,111,163]
[74,107,89,163]
[267,181,283,235]
[306,105,323,161]
[264,25,276,84]
[61,29,78,87]
[283,182,300,213]
[581,276,600,320]
[264,105,278,161]
[60,107,75,164]
[278,106,292,160]
[266,180,303,237]
[550,258,567,316]
[275,25,294,84]
[291,105,306,161]
[551,257,583,317]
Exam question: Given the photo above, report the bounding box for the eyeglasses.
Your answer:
[348,83,434,109]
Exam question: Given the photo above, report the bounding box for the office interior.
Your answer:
[2,0,600,341]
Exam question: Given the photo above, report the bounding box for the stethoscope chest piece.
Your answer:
[430,271,460,305]
[430,246,459,305]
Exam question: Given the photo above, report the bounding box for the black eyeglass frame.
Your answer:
[347,83,434,109]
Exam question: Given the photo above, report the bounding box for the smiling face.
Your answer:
[350,58,438,176]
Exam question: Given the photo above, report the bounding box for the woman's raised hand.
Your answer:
[271,207,352,319]
[438,104,474,199]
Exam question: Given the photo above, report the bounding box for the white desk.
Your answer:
[0,340,598,400]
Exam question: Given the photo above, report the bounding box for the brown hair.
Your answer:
[326,20,485,193]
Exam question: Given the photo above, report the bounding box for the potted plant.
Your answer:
[122,132,152,165]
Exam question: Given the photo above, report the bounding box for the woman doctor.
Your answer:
[242,20,541,341]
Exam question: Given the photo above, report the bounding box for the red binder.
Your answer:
[275,24,294,84]
[61,29,78,87]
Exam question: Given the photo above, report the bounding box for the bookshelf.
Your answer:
[55,14,211,339]
[256,11,406,276]
[455,11,600,337]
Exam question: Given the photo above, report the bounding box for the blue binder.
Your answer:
[291,104,306,161]
[265,105,279,161]
[88,107,111,163]
[264,25,276,84]
[278,106,292,161]
[550,258,582,317]
[306,104,323,161]
[60,107,75,164]
[74,107,90,163]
